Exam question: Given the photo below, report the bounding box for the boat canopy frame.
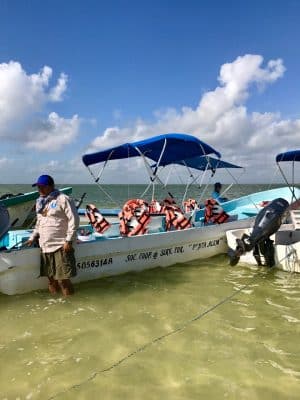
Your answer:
[276,150,300,202]
[82,133,242,207]
[82,133,223,206]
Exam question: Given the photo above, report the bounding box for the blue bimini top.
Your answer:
[176,156,242,171]
[276,150,300,163]
[82,133,221,167]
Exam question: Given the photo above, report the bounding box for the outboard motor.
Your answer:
[228,198,289,267]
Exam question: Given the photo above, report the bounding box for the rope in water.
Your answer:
[47,271,263,400]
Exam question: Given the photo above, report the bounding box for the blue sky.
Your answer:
[0,0,300,184]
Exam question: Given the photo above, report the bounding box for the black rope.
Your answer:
[47,272,261,400]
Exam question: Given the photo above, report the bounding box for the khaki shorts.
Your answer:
[40,247,77,280]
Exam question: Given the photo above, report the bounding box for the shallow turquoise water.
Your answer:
[0,259,299,400]
[0,185,299,399]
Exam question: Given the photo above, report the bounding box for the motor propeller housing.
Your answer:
[228,198,290,267]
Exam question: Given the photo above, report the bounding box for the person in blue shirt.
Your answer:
[211,182,228,203]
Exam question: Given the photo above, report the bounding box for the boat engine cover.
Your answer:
[228,197,289,266]
[248,197,289,249]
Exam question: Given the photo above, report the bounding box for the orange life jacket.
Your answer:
[119,199,151,236]
[183,198,198,213]
[149,199,162,214]
[172,209,192,230]
[160,198,192,231]
[204,198,229,224]
[86,204,111,233]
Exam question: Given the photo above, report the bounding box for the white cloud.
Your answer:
[85,54,295,182]
[49,72,68,102]
[0,61,68,134]
[25,112,80,151]
[0,54,297,183]
[0,61,79,152]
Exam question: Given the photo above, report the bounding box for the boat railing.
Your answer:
[290,210,300,230]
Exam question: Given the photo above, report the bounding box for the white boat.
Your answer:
[226,150,300,273]
[0,187,73,228]
[0,134,299,295]
[226,215,300,273]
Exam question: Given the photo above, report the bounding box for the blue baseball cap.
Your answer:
[32,175,55,187]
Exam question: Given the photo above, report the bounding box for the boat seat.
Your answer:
[0,230,31,249]
[77,222,121,242]
[147,214,166,233]
[102,222,121,237]
[290,210,300,230]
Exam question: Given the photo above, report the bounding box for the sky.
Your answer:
[0,0,300,184]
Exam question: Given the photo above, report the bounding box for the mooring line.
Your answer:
[47,273,261,400]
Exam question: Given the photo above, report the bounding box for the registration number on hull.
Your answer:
[77,258,113,269]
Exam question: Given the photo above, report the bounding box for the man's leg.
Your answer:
[48,276,60,294]
[60,279,74,296]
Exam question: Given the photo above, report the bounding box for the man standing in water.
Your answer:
[28,175,79,296]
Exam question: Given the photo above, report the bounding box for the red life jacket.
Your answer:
[119,199,151,236]
[160,198,192,231]
[183,198,198,213]
[204,198,229,224]
[149,199,162,214]
[172,210,192,230]
[86,204,111,233]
